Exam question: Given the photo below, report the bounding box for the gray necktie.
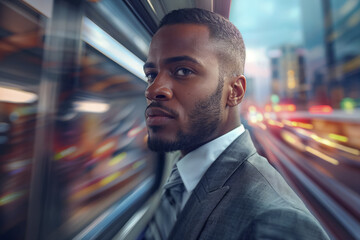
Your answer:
[145,165,185,240]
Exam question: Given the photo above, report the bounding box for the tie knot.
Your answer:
[164,164,183,190]
[163,164,185,215]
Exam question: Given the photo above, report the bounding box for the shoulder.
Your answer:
[228,150,306,209]
[224,152,329,239]
[242,207,330,240]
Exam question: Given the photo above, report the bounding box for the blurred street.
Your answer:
[243,106,360,239]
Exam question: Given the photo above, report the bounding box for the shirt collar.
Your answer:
[176,125,245,192]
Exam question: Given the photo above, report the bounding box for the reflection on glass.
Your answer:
[1,1,156,239]
[47,43,156,239]
[0,1,44,239]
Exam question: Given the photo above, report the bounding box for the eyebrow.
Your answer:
[143,62,155,70]
[143,55,200,70]
[164,56,200,65]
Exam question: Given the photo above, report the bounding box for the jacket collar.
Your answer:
[199,130,256,193]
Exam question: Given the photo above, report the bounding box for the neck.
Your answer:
[180,123,241,157]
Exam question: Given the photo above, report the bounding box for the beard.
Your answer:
[147,78,224,152]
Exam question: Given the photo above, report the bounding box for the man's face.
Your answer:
[144,24,228,154]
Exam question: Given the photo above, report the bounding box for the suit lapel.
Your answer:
[169,131,256,240]
[168,184,229,240]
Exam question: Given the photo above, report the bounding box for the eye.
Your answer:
[145,72,157,83]
[175,68,193,77]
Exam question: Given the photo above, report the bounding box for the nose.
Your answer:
[145,76,173,101]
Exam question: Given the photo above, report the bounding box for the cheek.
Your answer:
[221,88,229,106]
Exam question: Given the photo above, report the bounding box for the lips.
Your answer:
[145,107,175,126]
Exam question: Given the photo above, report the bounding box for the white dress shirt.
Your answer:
[176,125,245,209]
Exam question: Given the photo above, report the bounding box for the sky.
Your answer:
[229,0,303,105]
[230,0,303,48]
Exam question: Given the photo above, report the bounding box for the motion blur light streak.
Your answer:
[100,172,121,186]
[270,104,296,112]
[74,101,110,113]
[328,133,348,143]
[309,105,333,114]
[272,104,297,112]
[283,120,314,129]
[305,146,340,165]
[72,184,98,201]
[281,130,305,151]
[0,86,38,103]
[297,122,313,129]
[108,152,127,166]
[0,191,26,206]
[294,128,312,137]
[146,0,157,14]
[127,125,146,137]
[295,128,360,156]
[55,146,77,160]
[132,160,146,170]
[5,160,30,171]
[11,106,37,118]
[267,119,284,128]
[82,18,146,81]
[95,141,116,156]
[310,135,360,156]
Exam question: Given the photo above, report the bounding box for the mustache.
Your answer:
[145,102,179,119]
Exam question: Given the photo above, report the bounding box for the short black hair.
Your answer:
[158,8,246,76]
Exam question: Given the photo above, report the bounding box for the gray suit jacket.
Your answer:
[168,131,329,240]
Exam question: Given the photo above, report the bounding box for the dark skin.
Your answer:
[144,24,246,156]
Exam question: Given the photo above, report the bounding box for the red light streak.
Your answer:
[309,105,333,114]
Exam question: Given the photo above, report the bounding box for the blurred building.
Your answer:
[245,76,255,99]
[268,46,306,109]
[301,0,360,109]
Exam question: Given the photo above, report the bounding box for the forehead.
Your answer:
[148,24,217,63]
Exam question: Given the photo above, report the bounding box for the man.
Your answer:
[143,8,329,240]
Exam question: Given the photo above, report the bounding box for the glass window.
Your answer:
[1,1,161,239]
[49,43,158,239]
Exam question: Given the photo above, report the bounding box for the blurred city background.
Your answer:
[0,0,359,239]
[231,1,360,239]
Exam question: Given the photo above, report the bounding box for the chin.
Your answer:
[147,136,181,152]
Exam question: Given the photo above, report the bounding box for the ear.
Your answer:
[227,75,246,107]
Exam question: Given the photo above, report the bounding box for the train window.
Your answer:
[47,42,160,239]
[1,1,162,240]
[41,6,162,240]
[85,0,152,61]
